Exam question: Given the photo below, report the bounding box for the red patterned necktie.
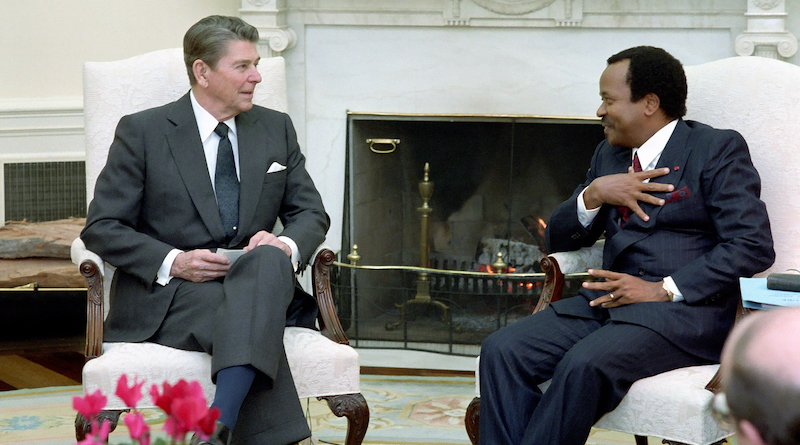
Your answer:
[617,152,642,226]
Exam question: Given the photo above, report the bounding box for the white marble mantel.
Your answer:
[239,0,796,254]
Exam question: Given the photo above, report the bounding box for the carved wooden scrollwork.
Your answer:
[319,393,369,445]
[80,259,104,360]
[533,256,564,314]
[313,248,349,344]
[465,397,481,444]
[75,410,126,441]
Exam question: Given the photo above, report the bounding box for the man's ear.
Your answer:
[192,60,209,87]
[642,93,661,117]
[739,418,769,445]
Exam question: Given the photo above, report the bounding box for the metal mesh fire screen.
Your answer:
[340,113,604,354]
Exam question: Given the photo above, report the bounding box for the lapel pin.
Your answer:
[674,166,680,171]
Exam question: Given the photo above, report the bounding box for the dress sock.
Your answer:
[211,364,257,429]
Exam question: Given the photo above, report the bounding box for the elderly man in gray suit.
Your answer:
[479,46,775,444]
[81,15,328,445]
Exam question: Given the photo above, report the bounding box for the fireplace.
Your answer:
[333,113,603,353]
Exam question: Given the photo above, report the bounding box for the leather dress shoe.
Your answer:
[189,421,231,445]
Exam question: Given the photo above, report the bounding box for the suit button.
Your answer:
[679,190,686,197]
[638,268,646,276]
[665,193,672,200]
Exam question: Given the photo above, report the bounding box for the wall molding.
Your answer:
[0,97,84,139]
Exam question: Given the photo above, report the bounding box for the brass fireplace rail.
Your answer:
[331,261,590,280]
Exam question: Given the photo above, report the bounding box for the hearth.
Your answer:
[334,113,604,353]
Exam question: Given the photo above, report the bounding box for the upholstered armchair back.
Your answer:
[685,56,800,275]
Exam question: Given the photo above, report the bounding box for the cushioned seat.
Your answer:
[83,327,361,409]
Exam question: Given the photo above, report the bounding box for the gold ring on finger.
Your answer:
[609,293,615,301]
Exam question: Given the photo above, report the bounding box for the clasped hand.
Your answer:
[170,230,290,282]
[585,269,669,308]
[583,167,674,222]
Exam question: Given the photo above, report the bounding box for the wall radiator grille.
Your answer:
[4,161,86,223]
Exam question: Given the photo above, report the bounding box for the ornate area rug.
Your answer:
[0,375,731,444]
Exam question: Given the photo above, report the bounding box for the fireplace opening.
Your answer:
[336,113,604,354]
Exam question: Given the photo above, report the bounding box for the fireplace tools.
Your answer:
[385,163,451,330]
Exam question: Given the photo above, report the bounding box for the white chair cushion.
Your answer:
[595,365,731,445]
[83,327,360,410]
[474,358,729,445]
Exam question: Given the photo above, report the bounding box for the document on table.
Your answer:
[739,277,800,309]
[217,248,247,264]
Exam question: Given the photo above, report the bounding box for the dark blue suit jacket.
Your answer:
[546,119,774,361]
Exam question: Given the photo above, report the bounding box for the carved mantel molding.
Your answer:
[735,0,797,60]
[238,1,796,61]
[240,0,297,57]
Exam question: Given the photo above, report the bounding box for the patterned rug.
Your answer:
[0,374,727,445]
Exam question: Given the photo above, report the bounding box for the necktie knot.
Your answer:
[214,123,229,139]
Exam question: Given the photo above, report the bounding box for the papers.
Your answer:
[740,277,800,309]
[217,248,247,264]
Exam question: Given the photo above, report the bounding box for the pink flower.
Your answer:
[115,374,145,408]
[150,379,213,441]
[72,389,107,420]
[123,411,150,441]
[196,406,221,439]
[150,382,175,415]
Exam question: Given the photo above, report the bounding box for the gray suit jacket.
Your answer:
[546,119,774,361]
[81,93,329,342]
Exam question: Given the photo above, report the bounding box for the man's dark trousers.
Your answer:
[478,301,704,445]
[150,245,311,445]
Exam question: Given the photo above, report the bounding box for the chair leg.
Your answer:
[465,397,480,445]
[319,393,369,445]
[75,410,126,440]
[634,435,648,445]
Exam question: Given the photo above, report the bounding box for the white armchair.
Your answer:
[465,55,800,445]
[72,48,368,445]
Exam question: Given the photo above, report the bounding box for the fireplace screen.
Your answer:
[335,113,604,354]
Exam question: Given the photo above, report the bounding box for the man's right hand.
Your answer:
[170,249,231,283]
[582,167,674,222]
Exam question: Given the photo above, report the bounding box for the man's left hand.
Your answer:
[245,230,291,257]
[585,269,670,308]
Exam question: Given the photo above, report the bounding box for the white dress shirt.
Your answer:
[155,92,299,285]
[575,119,684,301]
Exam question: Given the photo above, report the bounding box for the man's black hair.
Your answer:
[607,46,687,119]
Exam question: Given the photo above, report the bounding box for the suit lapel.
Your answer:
[165,94,227,241]
[232,110,268,245]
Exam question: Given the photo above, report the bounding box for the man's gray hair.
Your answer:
[183,15,259,85]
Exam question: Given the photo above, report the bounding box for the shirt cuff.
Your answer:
[277,236,301,271]
[577,188,601,228]
[156,249,182,286]
[663,276,685,302]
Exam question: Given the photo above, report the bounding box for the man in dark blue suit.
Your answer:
[479,46,775,444]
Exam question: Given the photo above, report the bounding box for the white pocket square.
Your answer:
[267,162,287,173]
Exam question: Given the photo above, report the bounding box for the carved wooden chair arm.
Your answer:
[80,258,105,360]
[534,255,566,314]
[312,248,349,345]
